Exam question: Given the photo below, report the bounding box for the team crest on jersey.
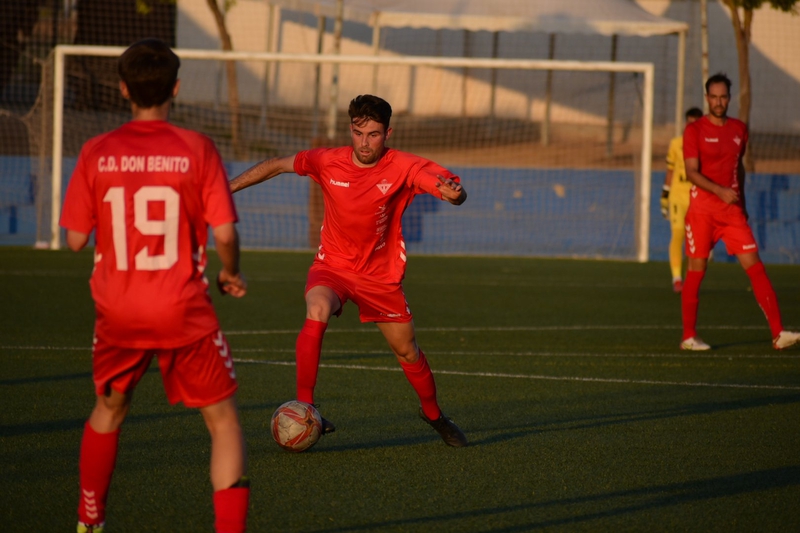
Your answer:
[376,179,392,195]
[733,136,742,146]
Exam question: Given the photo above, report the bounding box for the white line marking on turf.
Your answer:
[231,347,800,359]
[3,346,796,389]
[233,358,800,391]
[225,324,774,335]
[2,346,798,360]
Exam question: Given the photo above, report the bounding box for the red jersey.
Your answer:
[294,147,458,283]
[683,115,748,214]
[60,120,238,349]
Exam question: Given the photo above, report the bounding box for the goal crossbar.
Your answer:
[50,45,655,261]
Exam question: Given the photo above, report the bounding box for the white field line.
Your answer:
[233,358,800,391]
[225,324,777,335]
[3,345,798,360]
[3,345,798,390]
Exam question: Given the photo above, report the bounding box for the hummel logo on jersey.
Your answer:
[704,137,719,143]
[376,179,392,194]
[733,136,742,146]
[330,179,350,187]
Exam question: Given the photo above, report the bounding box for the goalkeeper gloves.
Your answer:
[660,185,670,219]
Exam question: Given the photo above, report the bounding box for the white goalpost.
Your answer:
[49,45,654,261]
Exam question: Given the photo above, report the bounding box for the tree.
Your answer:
[137,0,242,158]
[720,0,797,167]
[204,0,243,159]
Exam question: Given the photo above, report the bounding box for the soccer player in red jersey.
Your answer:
[680,72,799,351]
[60,40,250,533]
[230,94,469,447]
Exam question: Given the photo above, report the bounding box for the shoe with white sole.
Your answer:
[680,336,711,351]
[773,330,800,350]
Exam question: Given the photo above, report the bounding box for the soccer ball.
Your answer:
[270,400,323,452]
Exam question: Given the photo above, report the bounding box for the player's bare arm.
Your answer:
[229,154,297,193]
[685,157,739,205]
[66,229,90,252]
[213,222,247,298]
[436,175,467,205]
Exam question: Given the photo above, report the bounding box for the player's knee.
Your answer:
[206,414,241,437]
[201,398,242,434]
[393,346,419,365]
[92,393,131,429]
[305,293,339,321]
[306,302,332,322]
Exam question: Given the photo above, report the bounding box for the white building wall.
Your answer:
[175,0,800,134]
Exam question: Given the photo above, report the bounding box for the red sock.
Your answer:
[746,262,783,338]
[213,487,250,533]
[681,269,705,341]
[400,350,440,421]
[296,319,327,404]
[78,421,119,525]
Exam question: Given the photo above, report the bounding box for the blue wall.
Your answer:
[2,156,798,264]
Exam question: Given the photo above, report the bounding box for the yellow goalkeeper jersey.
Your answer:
[666,135,692,203]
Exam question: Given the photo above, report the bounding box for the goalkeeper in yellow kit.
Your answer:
[661,107,703,293]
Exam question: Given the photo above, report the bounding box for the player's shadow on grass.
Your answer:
[703,338,769,350]
[467,393,800,447]
[307,465,800,532]
[2,403,205,438]
[0,371,92,386]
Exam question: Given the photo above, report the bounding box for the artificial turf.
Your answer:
[1,247,799,532]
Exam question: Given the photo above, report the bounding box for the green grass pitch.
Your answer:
[2,247,799,532]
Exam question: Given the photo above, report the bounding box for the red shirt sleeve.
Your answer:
[293,148,326,182]
[60,145,96,234]
[201,138,238,228]
[404,156,460,199]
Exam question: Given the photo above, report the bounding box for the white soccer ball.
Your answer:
[270,400,323,452]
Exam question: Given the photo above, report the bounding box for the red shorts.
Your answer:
[684,207,758,258]
[305,263,412,323]
[91,330,238,408]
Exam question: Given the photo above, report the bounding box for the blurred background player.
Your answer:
[661,106,703,293]
[680,72,799,351]
[60,39,250,533]
[230,94,469,447]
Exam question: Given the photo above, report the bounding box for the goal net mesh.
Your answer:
[29,48,651,260]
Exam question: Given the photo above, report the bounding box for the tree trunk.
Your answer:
[722,0,754,170]
[205,0,243,159]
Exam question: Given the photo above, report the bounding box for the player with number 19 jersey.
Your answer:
[60,120,238,349]
[294,146,459,284]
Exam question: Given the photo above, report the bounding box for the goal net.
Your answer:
[33,46,655,261]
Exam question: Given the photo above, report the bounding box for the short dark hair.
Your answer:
[685,107,703,119]
[348,95,392,130]
[118,38,180,108]
[705,72,731,95]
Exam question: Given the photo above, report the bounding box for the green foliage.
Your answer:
[135,0,176,16]
[729,0,798,12]
[136,0,237,15]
